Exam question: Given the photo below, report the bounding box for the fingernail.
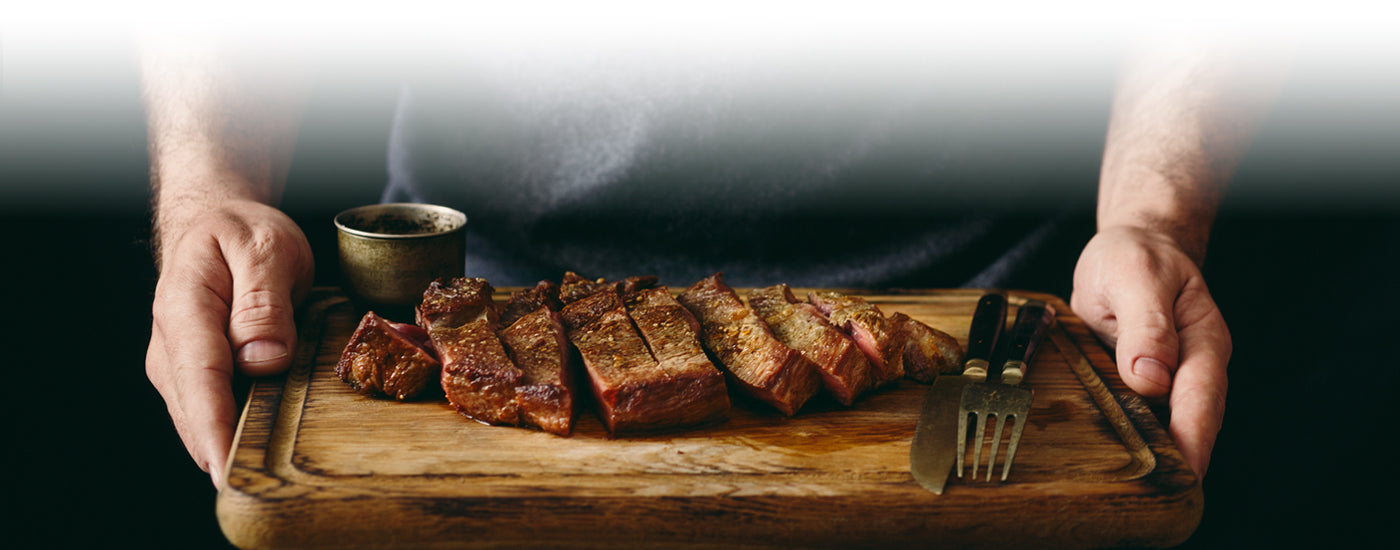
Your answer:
[237,340,289,365]
[1132,357,1173,390]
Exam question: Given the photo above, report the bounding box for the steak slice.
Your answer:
[678,273,821,416]
[417,277,499,331]
[622,287,730,427]
[559,272,660,304]
[890,312,965,383]
[498,307,576,436]
[431,319,523,425]
[500,281,561,328]
[420,278,521,425]
[560,290,694,433]
[336,311,442,400]
[559,272,614,304]
[749,285,877,406]
[618,275,661,295]
[809,291,905,386]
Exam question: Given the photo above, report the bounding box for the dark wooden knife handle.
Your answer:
[999,300,1056,385]
[962,292,1007,381]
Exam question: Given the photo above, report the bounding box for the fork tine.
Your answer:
[969,409,988,480]
[947,299,1050,487]
[985,412,1006,481]
[956,405,970,478]
[1001,412,1029,481]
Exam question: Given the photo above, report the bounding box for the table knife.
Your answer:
[909,292,1007,494]
[997,299,1055,386]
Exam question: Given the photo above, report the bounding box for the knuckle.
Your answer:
[228,289,294,334]
[186,208,299,265]
[1114,244,1165,277]
[227,216,302,265]
[1122,310,1176,347]
[240,228,287,264]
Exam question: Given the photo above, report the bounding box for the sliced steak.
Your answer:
[420,278,521,425]
[618,275,660,295]
[431,319,523,425]
[749,285,877,406]
[890,312,965,383]
[336,311,442,400]
[560,290,693,433]
[809,291,905,386]
[678,273,821,416]
[560,272,660,304]
[623,287,730,427]
[500,280,561,328]
[499,307,576,436]
[559,272,614,304]
[417,277,499,331]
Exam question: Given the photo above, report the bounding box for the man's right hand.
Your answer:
[146,199,314,488]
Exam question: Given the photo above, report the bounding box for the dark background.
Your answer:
[4,35,1397,548]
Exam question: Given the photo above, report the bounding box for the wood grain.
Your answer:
[217,288,1201,549]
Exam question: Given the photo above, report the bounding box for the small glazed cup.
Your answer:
[334,203,467,318]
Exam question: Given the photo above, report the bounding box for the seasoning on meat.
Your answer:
[421,279,522,425]
[499,306,577,435]
[560,289,724,433]
[336,311,442,400]
[809,290,905,386]
[500,280,562,328]
[559,272,613,304]
[623,287,730,427]
[416,277,499,331]
[559,272,661,304]
[889,312,965,383]
[749,284,877,406]
[678,273,821,416]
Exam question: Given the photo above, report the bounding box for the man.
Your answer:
[142,34,1268,489]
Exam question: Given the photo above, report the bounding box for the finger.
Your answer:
[1166,291,1231,478]
[152,255,239,488]
[1102,269,1183,398]
[223,227,312,377]
[146,323,198,459]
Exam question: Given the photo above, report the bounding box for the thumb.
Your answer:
[225,234,313,377]
[1108,281,1181,399]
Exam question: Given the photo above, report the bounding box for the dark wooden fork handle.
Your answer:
[998,300,1055,385]
[963,292,1007,381]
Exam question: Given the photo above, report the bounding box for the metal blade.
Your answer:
[909,375,972,494]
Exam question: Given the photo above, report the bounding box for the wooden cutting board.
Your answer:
[218,288,1201,549]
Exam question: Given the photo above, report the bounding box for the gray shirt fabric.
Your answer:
[381,46,1110,288]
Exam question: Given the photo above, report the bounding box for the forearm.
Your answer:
[1098,42,1286,266]
[140,38,309,265]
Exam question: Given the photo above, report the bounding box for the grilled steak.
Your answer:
[336,311,442,400]
[499,307,576,435]
[417,277,499,331]
[500,281,561,328]
[809,291,905,386]
[749,285,877,406]
[890,312,964,383]
[560,272,659,304]
[560,272,614,304]
[560,290,720,433]
[623,287,730,427]
[618,275,660,295]
[421,279,523,425]
[678,273,821,416]
[432,319,524,425]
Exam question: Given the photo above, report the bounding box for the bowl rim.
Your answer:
[333,203,467,240]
